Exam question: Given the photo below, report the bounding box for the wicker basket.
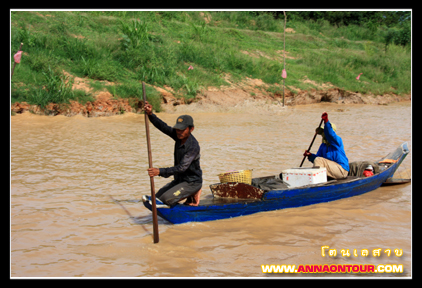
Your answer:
[218,169,253,185]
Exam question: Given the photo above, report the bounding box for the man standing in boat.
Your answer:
[303,112,349,180]
[143,101,203,208]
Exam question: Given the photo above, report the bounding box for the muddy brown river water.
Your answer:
[11,102,412,278]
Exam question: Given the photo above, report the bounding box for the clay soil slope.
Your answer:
[11,72,411,117]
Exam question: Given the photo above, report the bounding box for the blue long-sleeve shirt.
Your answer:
[308,121,349,172]
[148,113,202,183]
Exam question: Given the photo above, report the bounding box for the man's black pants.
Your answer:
[156,180,202,206]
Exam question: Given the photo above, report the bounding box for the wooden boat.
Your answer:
[143,142,410,224]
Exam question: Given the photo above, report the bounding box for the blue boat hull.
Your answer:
[143,142,409,224]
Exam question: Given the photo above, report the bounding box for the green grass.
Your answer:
[11,11,411,112]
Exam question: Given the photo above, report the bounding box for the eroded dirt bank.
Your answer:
[11,76,411,117]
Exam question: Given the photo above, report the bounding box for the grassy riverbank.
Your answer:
[11,11,411,113]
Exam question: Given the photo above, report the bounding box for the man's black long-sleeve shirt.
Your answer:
[148,113,202,184]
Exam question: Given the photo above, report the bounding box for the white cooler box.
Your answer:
[282,167,327,188]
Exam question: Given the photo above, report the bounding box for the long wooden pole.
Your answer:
[299,119,324,168]
[142,82,159,244]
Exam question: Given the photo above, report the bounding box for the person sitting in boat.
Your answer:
[143,101,203,208]
[303,112,349,180]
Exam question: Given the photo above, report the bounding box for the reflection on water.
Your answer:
[11,102,411,277]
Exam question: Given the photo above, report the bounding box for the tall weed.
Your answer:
[190,22,209,42]
[80,56,119,81]
[26,67,75,108]
[119,19,150,50]
[255,13,282,32]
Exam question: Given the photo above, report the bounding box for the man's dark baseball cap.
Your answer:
[173,115,194,130]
